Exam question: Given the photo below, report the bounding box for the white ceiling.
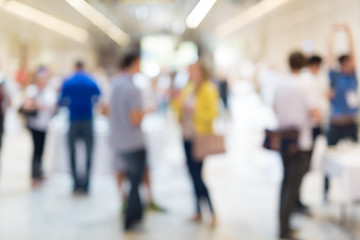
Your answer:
[0,0,261,49]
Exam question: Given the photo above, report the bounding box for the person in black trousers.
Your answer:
[24,66,57,188]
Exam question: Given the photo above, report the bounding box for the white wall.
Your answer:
[221,0,360,72]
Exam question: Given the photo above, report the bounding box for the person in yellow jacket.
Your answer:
[172,61,219,226]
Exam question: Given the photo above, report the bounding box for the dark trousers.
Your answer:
[280,151,311,238]
[30,128,46,180]
[68,120,94,191]
[0,114,4,149]
[325,122,358,195]
[121,149,146,229]
[184,140,214,215]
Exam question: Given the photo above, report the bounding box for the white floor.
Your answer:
[0,81,359,240]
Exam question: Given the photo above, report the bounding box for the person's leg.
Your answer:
[193,159,216,225]
[142,166,166,212]
[279,152,295,238]
[295,126,319,212]
[348,123,358,142]
[30,129,41,181]
[184,140,201,219]
[325,124,340,200]
[68,123,79,191]
[36,130,47,180]
[83,121,94,192]
[123,149,146,230]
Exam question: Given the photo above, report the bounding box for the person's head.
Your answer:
[338,54,355,74]
[119,51,141,75]
[35,66,50,89]
[188,61,211,86]
[75,61,84,71]
[288,51,306,73]
[307,55,323,75]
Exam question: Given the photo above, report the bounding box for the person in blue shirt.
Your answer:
[325,23,358,200]
[59,61,101,194]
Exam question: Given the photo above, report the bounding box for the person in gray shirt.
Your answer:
[110,51,147,231]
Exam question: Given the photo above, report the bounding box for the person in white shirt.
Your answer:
[274,51,320,239]
[23,66,57,188]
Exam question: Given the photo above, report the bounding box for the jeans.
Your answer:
[29,128,47,180]
[279,150,311,238]
[68,120,94,191]
[325,122,358,196]
[121,149,146,229]
[184,140,214,215]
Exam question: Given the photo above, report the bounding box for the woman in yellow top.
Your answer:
[172,61,219,226]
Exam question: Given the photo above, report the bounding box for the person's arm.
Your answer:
[128,88,150,128]
[327,25,337,70]
[343,24,356,65]
[130,109,145,127]
[194,84,219,123]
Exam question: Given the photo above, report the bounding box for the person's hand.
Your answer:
[145,106,156,114]
[310,108,322,124]
[184,104,194,113]
[327,90,335,100]
[332,23,342,31]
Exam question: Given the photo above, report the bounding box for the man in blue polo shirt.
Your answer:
[60,61,101,194]
[325,23,358,200]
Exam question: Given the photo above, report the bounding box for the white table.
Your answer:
[324,148,360,204]
[323,146,360,225]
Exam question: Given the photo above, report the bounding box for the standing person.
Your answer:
[274,52,319,239]
[23,66,57,188]
[294,55,327,214]
[59,61,101,194]
[0,62,11,151]
[307,55,327,141]
[172,61,219,226]
[109,51,148,231]
[325,23,358,201]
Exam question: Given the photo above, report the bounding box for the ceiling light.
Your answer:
[186,0,217,29]
[2,1,89,42]
[216,0,292,37]
[65,0,130,46]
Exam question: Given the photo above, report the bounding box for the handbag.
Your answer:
[263,129,299,155]
[193,134,226,161]
[18,105,38,117]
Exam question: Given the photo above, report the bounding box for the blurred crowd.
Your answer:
[0,23,358,240]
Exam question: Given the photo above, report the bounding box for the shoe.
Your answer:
[209,215,217,228]
[282,228,299,240]
[188,214,202,223]
[147,202,166,212]
[294,204,311,217]
[121,202,127,215]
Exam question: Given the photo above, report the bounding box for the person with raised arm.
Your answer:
[325,23,358,201]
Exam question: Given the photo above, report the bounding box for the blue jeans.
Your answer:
[68,120,94,191]
[121,149,146,230]
[184,140,214,215]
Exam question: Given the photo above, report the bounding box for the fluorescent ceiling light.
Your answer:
[2,1,89,43]
[186,0,217,29]
[65,0,130,46]
[216,0,292,37]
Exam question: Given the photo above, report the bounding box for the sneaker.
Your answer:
[147,202,166,212]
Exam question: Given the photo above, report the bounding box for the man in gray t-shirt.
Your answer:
[109,51,147,231]
[110,73,145,152]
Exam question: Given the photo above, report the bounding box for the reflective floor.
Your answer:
[0,81,359,240]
